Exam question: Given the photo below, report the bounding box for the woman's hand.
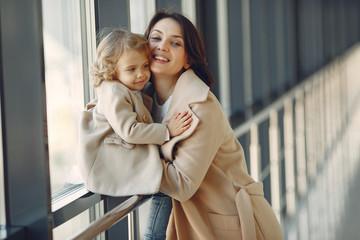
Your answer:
[167,111,192,137]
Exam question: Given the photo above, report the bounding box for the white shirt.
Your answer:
[152,92,173,123]
[152,92,172,141]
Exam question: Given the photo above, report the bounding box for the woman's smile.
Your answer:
[153,54,170,62]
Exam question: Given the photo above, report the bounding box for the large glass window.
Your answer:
[42,0,99,238]
[42,0,86,194]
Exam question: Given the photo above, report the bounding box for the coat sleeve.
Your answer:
[100,83,168,145]
[159,94,226,201]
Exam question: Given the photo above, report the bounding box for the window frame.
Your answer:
[0,0,51,239]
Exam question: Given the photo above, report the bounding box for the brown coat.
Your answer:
[77,81,167,196]
[157,70,284,240]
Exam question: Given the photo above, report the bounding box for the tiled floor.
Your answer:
[334,162,360,240]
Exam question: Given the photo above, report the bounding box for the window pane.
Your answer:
[53,209,90,240]
[52,201,104,240]
[42,0,85,194]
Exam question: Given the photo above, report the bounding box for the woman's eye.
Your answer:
[150,36,161,41]
[171,41,181,46]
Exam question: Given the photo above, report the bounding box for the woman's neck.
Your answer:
[153,74,179,105]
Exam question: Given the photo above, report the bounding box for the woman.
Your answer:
[143,10,284,240]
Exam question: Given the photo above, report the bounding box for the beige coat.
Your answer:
[157,70,283,240]
[78,81,167,196]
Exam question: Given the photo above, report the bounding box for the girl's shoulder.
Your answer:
[99,80,130,94]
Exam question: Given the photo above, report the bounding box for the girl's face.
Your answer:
[115,49,150,91]
[148,18,188,79]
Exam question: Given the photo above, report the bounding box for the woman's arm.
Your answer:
[160,93,226,201]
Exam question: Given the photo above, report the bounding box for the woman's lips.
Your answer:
[153,54,170,62]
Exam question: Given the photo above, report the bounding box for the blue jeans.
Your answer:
[144,192,172,240]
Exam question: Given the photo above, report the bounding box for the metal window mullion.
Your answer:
[241,0,253,117]
[0,0,51,239]
[80,0,97,104]
[250,124,261,182]
[283,99,296,216]
[274,0,286,94]
[295,89,307,196]
[305,83,316,180]
[216,0,231,117]
[181,0,196,25]
[269,110,282,223]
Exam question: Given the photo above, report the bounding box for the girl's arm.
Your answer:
[101,83,168,145]
[167,111,192,137]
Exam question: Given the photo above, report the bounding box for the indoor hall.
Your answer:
[1,0,360,239]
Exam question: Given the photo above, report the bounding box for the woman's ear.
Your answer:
[184,63,191,69]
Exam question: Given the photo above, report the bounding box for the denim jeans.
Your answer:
[144,192,172,240]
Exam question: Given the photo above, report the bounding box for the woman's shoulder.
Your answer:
[192,90,224,118]
[173,70,210,104]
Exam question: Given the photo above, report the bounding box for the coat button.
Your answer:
[142,115,147,122]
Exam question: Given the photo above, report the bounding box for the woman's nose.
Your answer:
[157,41,169,51]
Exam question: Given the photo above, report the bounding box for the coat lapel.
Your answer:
[161,70,210,160]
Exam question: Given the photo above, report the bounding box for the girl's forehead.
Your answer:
[122,49,148,58]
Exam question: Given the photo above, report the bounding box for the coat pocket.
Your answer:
[104,136,135,149]
[208,212,242,240]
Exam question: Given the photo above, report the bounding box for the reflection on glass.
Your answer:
[42,0,84,194]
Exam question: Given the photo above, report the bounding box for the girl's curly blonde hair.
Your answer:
[90,28,149,88]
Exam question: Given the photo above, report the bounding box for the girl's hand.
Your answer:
[167,111,192,137]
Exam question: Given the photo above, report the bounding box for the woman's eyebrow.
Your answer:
[151,29,183,39]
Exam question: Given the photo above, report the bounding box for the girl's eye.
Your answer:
[127,68,135,72]
[143,64,149,69]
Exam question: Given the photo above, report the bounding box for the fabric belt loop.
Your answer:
[233,182,264,240]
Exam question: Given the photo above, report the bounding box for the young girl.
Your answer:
[77,29,192,197]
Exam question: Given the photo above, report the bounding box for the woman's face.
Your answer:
[148,18,188,79]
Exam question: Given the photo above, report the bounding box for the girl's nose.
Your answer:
[137,70,145,78]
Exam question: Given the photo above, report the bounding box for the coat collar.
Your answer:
[172,69,209,106]
[163,69,209,122]
[161,69,210,160]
